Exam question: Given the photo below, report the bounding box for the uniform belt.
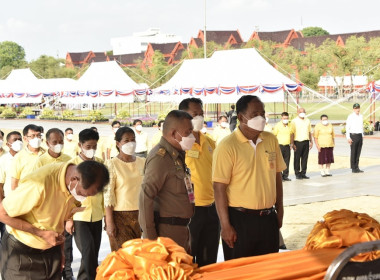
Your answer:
[350,133,362,135]
[232,207,275,216]
[159,217,190,226]
[198,202,215,208]
[6,231,59,254]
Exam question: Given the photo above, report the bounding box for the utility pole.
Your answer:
[204,0,207,59]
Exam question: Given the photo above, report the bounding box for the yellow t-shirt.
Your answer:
[95,138,105,160]
[63,139,79,159]
[313,123,335,148]
[3,162,78,250]
[273,121,293,145]
[291,117,311,141]
[34,151,72,170]
[0,152,15,197]
[70,155,104,222]
[185,133,215,206]
[212,128,286,210]
[104,156,145,211]
[212,125,231,146]
[11,147,45,181]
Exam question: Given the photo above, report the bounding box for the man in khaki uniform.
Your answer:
[139,110,195,252]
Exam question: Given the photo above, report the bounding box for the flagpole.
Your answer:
[204,0,207,59]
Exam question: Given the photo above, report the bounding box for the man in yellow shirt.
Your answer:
[66,128,104,280]
[34,128,71,169]
[213,95,286,260]
[212,115,230,145]
[290,108,313,180]
[0,160,109,279]
[273,112,293,181]
[10,124,45,190]
[179,98,219,266]
[63,128,79,159]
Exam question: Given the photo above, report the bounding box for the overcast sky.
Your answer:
[1,0,379,61]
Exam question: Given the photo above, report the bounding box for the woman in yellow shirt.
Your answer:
[104,127,145,251]
[313,114,335,177]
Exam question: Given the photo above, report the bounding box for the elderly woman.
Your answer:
[104,127,145,251]
[313,114,335,177]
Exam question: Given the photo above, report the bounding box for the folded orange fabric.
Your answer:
[96,237,197,280]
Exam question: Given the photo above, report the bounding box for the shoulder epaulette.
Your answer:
[156,147,166,157]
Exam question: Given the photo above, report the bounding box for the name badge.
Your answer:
[187,150,199,158]
[184,175,195,204]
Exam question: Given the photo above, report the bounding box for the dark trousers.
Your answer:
[189,204,220,267]
[62,230,73,279]
[279,144,290,178]
[0,231,61,280]
[73,220,102,280]
[294,140,310,176]
[350,133,363,170]
[222,208,279,261]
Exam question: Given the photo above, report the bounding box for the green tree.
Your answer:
[29,55,78,78]
[302,27,329,37]
[0,41,26,68]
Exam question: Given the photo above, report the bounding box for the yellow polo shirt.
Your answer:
[11,146,45,181]
[273,121,293,145]
[291,117,311,141]
[63,139,79,159]
[3,162,79,250]
[313,123,335,148]
[70,155,104,222]
[212,128,286,210]
[104,156,145,211]
[34,151,72,169]
[212,125,231,146]
[185,133,215,206]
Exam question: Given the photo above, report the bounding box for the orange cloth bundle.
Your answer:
[304,209,380,261]
[96,237,197,280]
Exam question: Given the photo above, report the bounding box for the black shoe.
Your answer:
[282,177,291,181]
[357,169,364,173]
[279,245,287,250]
[301,175,310,179]
[296,175,303,180]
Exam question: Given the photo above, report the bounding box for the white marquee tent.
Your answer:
[150,48,302,104]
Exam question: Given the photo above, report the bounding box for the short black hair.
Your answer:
[90,126,98,132]
[133,119,142,126]
[236,95,262,115]
[320,114,328,119]
[163,110,193,133]
[22,124,40,136]
[46,128,64,141]
[218,115,227,121]
[78,128,99,143]
[231,104,235,110]
[0,130,3,137]
[115,127,135,152]
[281,112,289,117]
[76,161,110,192]
[111,121,121,127]
[65,128,73,133]
[178,98,203,111]
[157,120,165,127]
[38,126,44,133]
[6,131,21,142]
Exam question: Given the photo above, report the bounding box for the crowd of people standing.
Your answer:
[0,98,366,279]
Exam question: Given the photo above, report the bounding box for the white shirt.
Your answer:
[346,112,363,139]
[133,129,148,153]
[0,152,16,197]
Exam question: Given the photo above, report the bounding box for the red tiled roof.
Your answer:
[150,43,179,55]
[256,30,293,44]
[110,53,145,65]
[201,30,243,44]
[88,56,108,63]
[68,52,91,62]
[93,52,107,57]
[337,30,380,42]
[193,38,203,47]
[290,35,340,51]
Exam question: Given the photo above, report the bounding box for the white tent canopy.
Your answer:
[61,61,142,104]
[150,48,301,104]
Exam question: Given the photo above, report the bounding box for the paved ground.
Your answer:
[1,119,379,278]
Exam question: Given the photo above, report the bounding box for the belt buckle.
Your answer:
[260,209,271,216]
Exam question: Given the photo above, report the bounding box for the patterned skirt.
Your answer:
[108,210,141,251]
[318,147,334,165]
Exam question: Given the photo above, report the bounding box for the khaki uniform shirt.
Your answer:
[139,137,194,240]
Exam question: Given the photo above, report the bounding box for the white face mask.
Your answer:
[243,115,266,132]
[82,147,96,159]
[282,119,289,124]
[176,132,196,151]
[113,127,119,134]
[0,140,3,147]
[299,112,306,118]
[68,181,86,202]
[66,133,74,141]
[322,120,329,126]
[191,116,204,132]
[121,142,136,155]
[201,127,207,134]
[135,125,143,132]
[29,137,41,149]
[11,140,23,152]
[51,144,63,154]
[221,122,229,128]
